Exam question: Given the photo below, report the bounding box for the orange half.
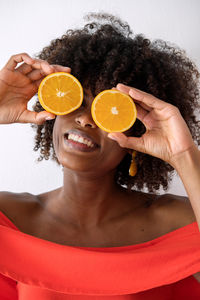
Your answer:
[91,90,137,132]
[38,72,83,115]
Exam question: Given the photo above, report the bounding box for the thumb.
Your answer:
[108,132,145,152]
[17,110,56,125]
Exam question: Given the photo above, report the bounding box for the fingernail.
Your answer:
[117,83,125,88]
[46,116,55,120]
[108,134,117,141]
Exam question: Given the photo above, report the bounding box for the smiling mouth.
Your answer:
[64,133,100,152]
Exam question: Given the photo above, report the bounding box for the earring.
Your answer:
[129,150,137,176]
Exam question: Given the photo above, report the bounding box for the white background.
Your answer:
[0,0,199,196]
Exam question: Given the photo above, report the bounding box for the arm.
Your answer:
[170,145,200,231]
[108,84,200,228]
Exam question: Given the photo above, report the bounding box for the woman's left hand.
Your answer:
[108,83,196,166]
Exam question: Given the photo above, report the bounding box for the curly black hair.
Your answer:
[31,12,200,193]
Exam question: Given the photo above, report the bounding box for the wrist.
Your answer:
[169,144,200,171]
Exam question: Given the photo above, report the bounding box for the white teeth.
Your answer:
[74,135,79,141]
[78,137,84,143]
[67,133,95,148]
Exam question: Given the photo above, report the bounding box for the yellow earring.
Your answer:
[129,150,137,176]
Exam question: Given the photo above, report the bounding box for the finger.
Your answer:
[114,84,151,111]
[30,59,54,75]
[27,69,47,81]
[107,132,145,153]
[32,66,71,87]
[17,109,56,125]
[134,99,152,112]
[117,83,167,110]
[4,53,35,71]
[135,103,149,126]
[16,63,33,74]
[51,64,71,73]
[32,64,71,88]
[115,83,130,94]
[27,64,71,81]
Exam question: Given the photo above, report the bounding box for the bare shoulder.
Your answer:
[0,191,39,226]
[152,193,197,229]
[156,193,200,284]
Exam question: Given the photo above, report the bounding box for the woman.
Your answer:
[0,12,200,299]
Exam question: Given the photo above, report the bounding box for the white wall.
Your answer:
[0,0,199,196]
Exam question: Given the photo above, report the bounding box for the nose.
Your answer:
[75,111,97,128]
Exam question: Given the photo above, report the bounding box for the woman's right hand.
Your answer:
[0,53,71,125]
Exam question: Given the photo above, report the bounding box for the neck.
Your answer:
[44,168,126,231]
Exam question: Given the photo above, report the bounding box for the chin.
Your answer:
[58,157,96,173]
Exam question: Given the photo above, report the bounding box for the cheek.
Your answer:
[52,117,66,158]
[52,125,61,159]
[102,142,127,170]
[53,132,71,167]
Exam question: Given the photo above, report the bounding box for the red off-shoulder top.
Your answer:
[0,210,200,299]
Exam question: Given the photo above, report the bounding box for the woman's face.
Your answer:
[52,88,129,175]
